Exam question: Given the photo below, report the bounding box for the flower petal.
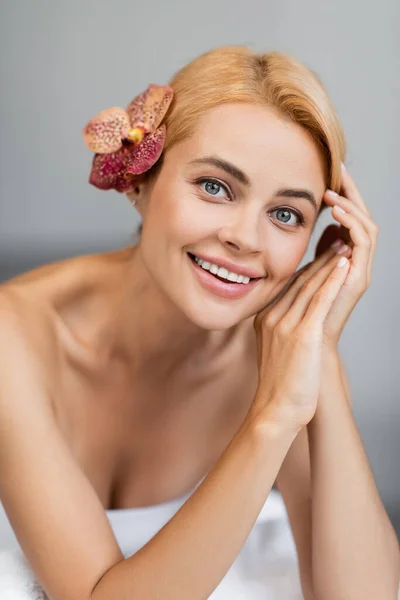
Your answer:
[89,142,138,192]
[83,107,130,154]
[126,84,173,133]
[125,125,166,175]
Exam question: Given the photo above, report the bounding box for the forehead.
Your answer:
[175,102,327,194]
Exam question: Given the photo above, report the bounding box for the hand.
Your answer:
[250,247,351,430]
[315,164,379,348]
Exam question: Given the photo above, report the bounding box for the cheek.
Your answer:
[264,244,306,286]
[148,184,209,240]
[144,183,179,234]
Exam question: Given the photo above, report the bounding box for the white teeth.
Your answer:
[193,255,251,284]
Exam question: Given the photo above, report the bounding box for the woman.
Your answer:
[0,45,398,600]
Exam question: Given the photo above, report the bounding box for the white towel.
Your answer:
[0,549,49,600]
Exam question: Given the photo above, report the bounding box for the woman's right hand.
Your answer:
[248,243,351,431]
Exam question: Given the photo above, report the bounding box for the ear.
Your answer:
[126,175,149,215]
[127,185,140,205]
[126,187,138,207]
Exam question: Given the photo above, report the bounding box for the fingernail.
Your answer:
[326,189,338,198]
[337,256,348,268]
[341,162,346,173]
[336,244,349,254]
[330,239,342,248]
[333,205,346,214]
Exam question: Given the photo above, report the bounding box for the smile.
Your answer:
[187,253,264,300]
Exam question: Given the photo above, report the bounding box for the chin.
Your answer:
[182,305,245,331]
[166,280,261,331]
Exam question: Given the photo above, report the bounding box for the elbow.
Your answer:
[86,557,128,600]
[86,567,114,600]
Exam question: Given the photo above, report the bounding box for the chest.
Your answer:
[53,348,259,510]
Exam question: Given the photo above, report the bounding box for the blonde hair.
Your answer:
[137,45,346,229]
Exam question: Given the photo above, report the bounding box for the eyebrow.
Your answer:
[189,155,318,212]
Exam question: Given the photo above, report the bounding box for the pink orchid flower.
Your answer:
[82,84,174,193]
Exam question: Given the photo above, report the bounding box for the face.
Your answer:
[136,102,327,330]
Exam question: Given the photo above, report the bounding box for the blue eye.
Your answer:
[199,179,229,198]
[196,178,305,228]
[271,207,305,227]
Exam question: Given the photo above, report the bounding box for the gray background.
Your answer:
[0,0,399,550]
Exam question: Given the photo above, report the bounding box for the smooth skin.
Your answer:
[0,103,398,599]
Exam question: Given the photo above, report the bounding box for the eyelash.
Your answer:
[195,177,306,228]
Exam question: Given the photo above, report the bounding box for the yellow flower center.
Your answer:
[127,127,144,144]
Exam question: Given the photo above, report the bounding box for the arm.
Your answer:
[308,348,400,599]
[0,294,301,600]
[275,352,400,600]
[274,426,315,600]
[0,298,124,600]
[337,351,352,404]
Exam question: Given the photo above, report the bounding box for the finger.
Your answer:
[324,190,378,285]
[303,256,350,326]
[324,190,376,238]
[325,163,374,253]
[299,256,350,328]
[324,190,378,279]
[266,244,350,323]
[340,163,371,217]
[331,205,374,285]
[259,242,346,320]
[331,192,378,282]
[279,254,349,330]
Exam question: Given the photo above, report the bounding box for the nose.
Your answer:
[217,206,263,254]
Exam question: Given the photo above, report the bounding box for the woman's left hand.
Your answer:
[315,164,379,348]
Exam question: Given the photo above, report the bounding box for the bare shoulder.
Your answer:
[0,255,76,370]
[0,247,129,353]
[0,284,57,377]
[1,249,120,307]
[0,253,101,399]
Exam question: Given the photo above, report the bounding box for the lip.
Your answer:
[188,251,264,279]
[188,253,263,300]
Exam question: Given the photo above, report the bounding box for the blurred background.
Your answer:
[0,0,399,550]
